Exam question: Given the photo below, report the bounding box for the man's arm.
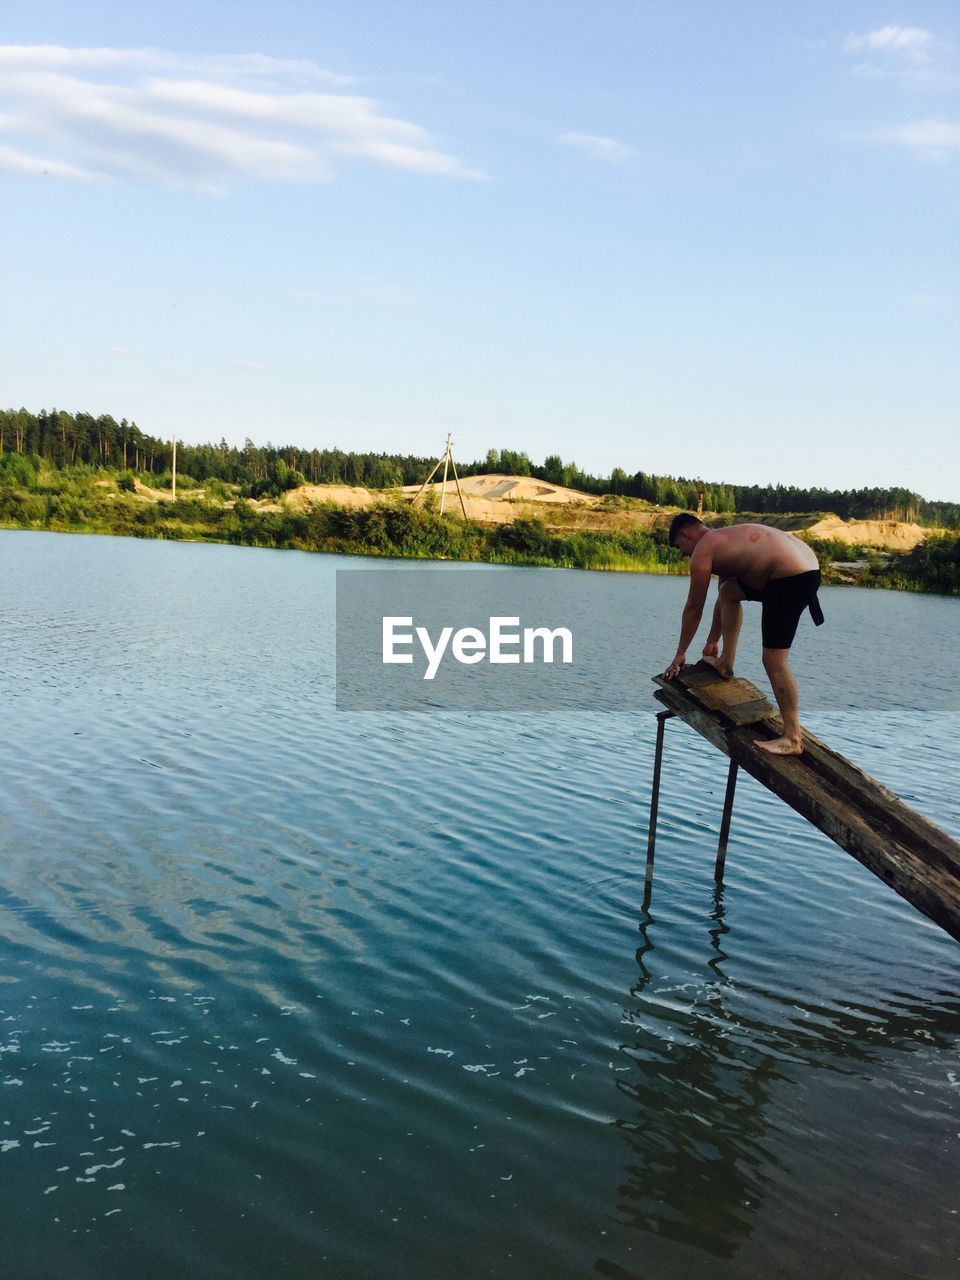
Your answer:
[662,551,712,679]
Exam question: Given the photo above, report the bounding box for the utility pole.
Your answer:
[412,433,468,518]
[172,436,177,499]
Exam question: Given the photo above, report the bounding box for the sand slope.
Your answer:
[805,515,930,549]
[284,484,375,511]
[282,473,602,525]
[129,471,933,548]
[405,473,602,505]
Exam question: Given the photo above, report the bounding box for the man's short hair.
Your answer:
[668,512,704,547]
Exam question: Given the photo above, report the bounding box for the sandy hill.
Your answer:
[231,473,935,549]
[284,472,604,525]
[804,515,929,550]
[407,472,602,505]
[401,471,603,522]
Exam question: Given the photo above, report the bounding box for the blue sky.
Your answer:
[2,2,958,498]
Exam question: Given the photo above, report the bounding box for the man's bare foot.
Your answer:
[755,735,803,757]
[702,654,733,680]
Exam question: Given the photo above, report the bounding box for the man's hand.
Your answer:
[662,651,686,680]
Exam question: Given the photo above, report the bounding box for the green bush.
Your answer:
[804,536,871,564]
[155,470,200,490]
[493,517,553,557]
[48,493,88,525]
[0,452,40,488]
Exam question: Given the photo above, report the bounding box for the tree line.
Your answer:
[2,406,957,526]
[2,448,957,594]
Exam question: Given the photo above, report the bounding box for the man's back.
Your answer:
[696,523,819,588]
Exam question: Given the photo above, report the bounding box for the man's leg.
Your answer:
[719,579,746,674]
[703,578,746,678]
[757,647,803,755]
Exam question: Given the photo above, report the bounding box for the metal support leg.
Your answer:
[646,711,674,887]
[715,758,738,881]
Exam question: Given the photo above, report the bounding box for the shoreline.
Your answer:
[0,517,687,576]
[2,519,957,596]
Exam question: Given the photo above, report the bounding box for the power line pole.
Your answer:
[412,433,468,518]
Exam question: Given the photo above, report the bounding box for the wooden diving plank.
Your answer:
[650,668,960,944]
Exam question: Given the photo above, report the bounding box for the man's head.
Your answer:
[668,513,706,557]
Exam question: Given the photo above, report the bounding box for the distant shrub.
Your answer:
[0,452,40,488]
[247,460,307,500]
[248,477,281,500]
[882,535,959,594]
[492,517,552,557]
[166,497,209,522]
[205,477,231,500]
[48,493,88,525]
[804,537,872,564]
[117,471,137,493]
[155,470,200,490]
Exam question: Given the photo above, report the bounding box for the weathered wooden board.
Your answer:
[719,698,777,727]
[651,670,960,944]
[696,680,765,708]
[798,732,960,877]
[653,685,732,755]
[667,663,775,727]
[674,663,728,690]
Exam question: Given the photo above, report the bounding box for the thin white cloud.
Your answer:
[840,27,960,155]
[558,132,636,164]
[840,23,960,89]
[0,44,356,85]
[0,141,91,180]
[0,44,484,191]
[843,26,933,58]
[869,118,960,159]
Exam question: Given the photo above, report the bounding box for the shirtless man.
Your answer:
[662,514,824,756]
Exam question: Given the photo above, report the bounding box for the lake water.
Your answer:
[1,529,959,1280]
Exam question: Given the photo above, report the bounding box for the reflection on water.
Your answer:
[597,880,960,1280]
[612,894,768,1262]
[1,531,959,1280]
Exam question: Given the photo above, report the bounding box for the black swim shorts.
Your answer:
[735,569,824,650]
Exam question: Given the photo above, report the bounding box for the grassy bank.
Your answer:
[801,535,960,595]
[0,463,683,574]
[2,460,957,592]
[855,537,960,595]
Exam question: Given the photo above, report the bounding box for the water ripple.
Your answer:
[2,531,959,1280]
